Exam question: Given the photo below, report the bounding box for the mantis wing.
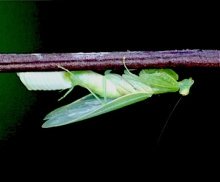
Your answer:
[42,92,151,128]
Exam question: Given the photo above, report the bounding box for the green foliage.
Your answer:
[0,1,39,139]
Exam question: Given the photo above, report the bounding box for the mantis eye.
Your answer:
[179,78,194,96]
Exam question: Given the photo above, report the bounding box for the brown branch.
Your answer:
[0,50,219,72]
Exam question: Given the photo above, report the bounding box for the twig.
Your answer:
[0,50,219,72]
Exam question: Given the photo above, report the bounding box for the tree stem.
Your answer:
[0,50,220,72]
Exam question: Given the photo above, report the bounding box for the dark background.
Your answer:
[37,1,220,52]
[1,1,219,176]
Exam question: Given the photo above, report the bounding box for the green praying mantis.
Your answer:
[17,66,194,128]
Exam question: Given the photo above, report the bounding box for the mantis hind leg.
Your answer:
[123,56,135,76]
